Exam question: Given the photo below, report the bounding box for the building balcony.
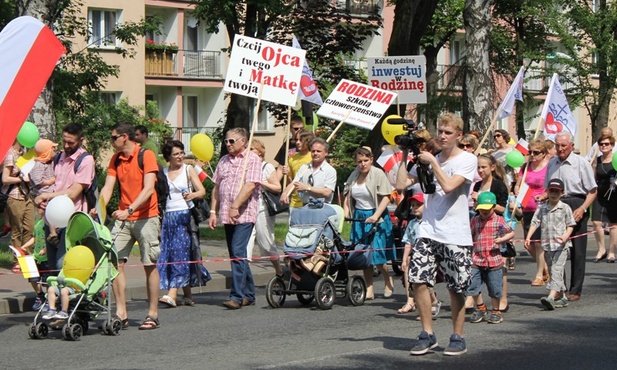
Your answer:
[145,49,223,79]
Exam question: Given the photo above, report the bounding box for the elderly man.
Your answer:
[538,131,597,302]
[209,128,262,309]
[281,137,337,208]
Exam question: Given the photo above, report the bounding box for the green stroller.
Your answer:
[29,212,120,340]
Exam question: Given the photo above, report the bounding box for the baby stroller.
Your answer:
[265,204,375,310]
[29,212,119,341]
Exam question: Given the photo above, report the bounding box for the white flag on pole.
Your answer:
[541,73,577,141]
[497,66,525,120]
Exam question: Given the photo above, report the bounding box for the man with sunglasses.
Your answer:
[281,137,336,208]
[537,131,596,303]
[34,123,95,274]
[98,121,161,330]
[209,128,262,309]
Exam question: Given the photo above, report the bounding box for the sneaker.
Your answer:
[42,309,57,320]
[409,331,438,355]
[32,296,44,311]
[487,311,503,324]
[540,296,555,311]
[470,308,487,323]
[554,297,569,308]
[53,310,69,320]
[444,334,467,356]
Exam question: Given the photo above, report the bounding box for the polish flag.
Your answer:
[0,16,65,160]
[516,182,533,208]
[194,164,209,182]
[514,139,529,156]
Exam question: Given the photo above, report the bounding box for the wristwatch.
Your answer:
[127,206,134,215]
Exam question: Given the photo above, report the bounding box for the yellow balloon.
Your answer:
[381,115,407,145]
[63,245,95,284]
[190,134,214,162]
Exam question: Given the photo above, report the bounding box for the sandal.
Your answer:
[508,257,516,271]
[138,315,160,330]
[397,302,416,314]
[158,295,176,308]
[432,301,442,317]
[177,297,195,306]
[121,318,129,330]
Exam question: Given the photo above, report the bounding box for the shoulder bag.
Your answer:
[261,163,288,216]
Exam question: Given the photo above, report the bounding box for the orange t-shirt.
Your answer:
[107,145,159,220]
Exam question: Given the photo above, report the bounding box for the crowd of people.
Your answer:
[3,115,614,356]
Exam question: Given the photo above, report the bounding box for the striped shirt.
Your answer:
[212,150,262,224]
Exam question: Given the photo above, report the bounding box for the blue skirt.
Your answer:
[158,210,211,290]
[350,209,395,265]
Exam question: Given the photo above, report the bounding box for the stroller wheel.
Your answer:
[266,276,286,308]
[347,275,366,306]
[29,322,48,339]
[314,278,336,310]
[63,323,83,341]
[296,293,314,306]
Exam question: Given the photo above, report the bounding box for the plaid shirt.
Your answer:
[470,213,512,268]
[2,146,27,200]
[212,149,262,224]
[530,200,576,252]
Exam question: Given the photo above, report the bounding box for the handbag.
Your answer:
[263,189,289,216]
[185,166,208,224]
[500,242,516,258]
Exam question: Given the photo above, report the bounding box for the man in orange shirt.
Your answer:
[98,121,161,331]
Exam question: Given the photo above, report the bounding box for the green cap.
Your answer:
[476,191,497,210]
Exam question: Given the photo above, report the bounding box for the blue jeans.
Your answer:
[44,224,66,274]
[224,223,255,303]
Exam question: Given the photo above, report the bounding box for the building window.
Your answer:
[250,102,271,133]
[99,92,119,105]
[185,96,198,128]
[88,9,119,48]
[335,0,380,15]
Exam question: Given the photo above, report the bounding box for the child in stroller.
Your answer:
[265,202,373,310]
[29,212,119,341]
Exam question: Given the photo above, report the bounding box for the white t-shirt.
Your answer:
[259,162,276,210]
[410,151,477,246]
[351,183,374,210]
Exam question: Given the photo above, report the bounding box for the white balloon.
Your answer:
[45,195,76,228]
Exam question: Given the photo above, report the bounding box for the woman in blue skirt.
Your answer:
[344,147,395,300]
[158,140,211,307]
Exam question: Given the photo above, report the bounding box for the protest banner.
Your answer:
[367,56,426,104]
[224,34,306,107]
[317,79,397,131]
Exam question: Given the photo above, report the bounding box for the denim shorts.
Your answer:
[466,266,503,299]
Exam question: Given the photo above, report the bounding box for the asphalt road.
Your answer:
[1,249,617,370]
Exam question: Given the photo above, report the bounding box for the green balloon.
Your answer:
[612,152,617,171]
[506,150,525,168]
[17,121,39,148]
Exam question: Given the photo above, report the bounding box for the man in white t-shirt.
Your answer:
[396,113,477,356]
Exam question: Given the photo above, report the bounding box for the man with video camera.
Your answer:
[396,113,477,356]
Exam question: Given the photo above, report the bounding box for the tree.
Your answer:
[548,1,617,141]
[462,0,494,134]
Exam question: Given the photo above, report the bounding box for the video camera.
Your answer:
[388,118,436,194]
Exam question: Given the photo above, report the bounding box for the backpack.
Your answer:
[113,147,169,215]
[54,152,98,211]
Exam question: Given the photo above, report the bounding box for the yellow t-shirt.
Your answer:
[288,151,312,208]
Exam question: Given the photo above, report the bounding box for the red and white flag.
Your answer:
[0,16,65,159]
[514,138,529,156]
[541,73,577,141]
[194,164,209,182]
[497,66,525,120]
[516,182,533,208]
[293,36,323,106]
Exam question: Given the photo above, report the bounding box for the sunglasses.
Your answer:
[530,150,543,156]
[599,142,612,147]
[493,134,502,138]
[459,143,473,149]
[110,134,123,142]
[307,174,314,186]
[224,138,239,145]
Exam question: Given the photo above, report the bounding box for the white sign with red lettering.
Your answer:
[317,79,397,130]
[224,34,306,106]
[367,56,426,104]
